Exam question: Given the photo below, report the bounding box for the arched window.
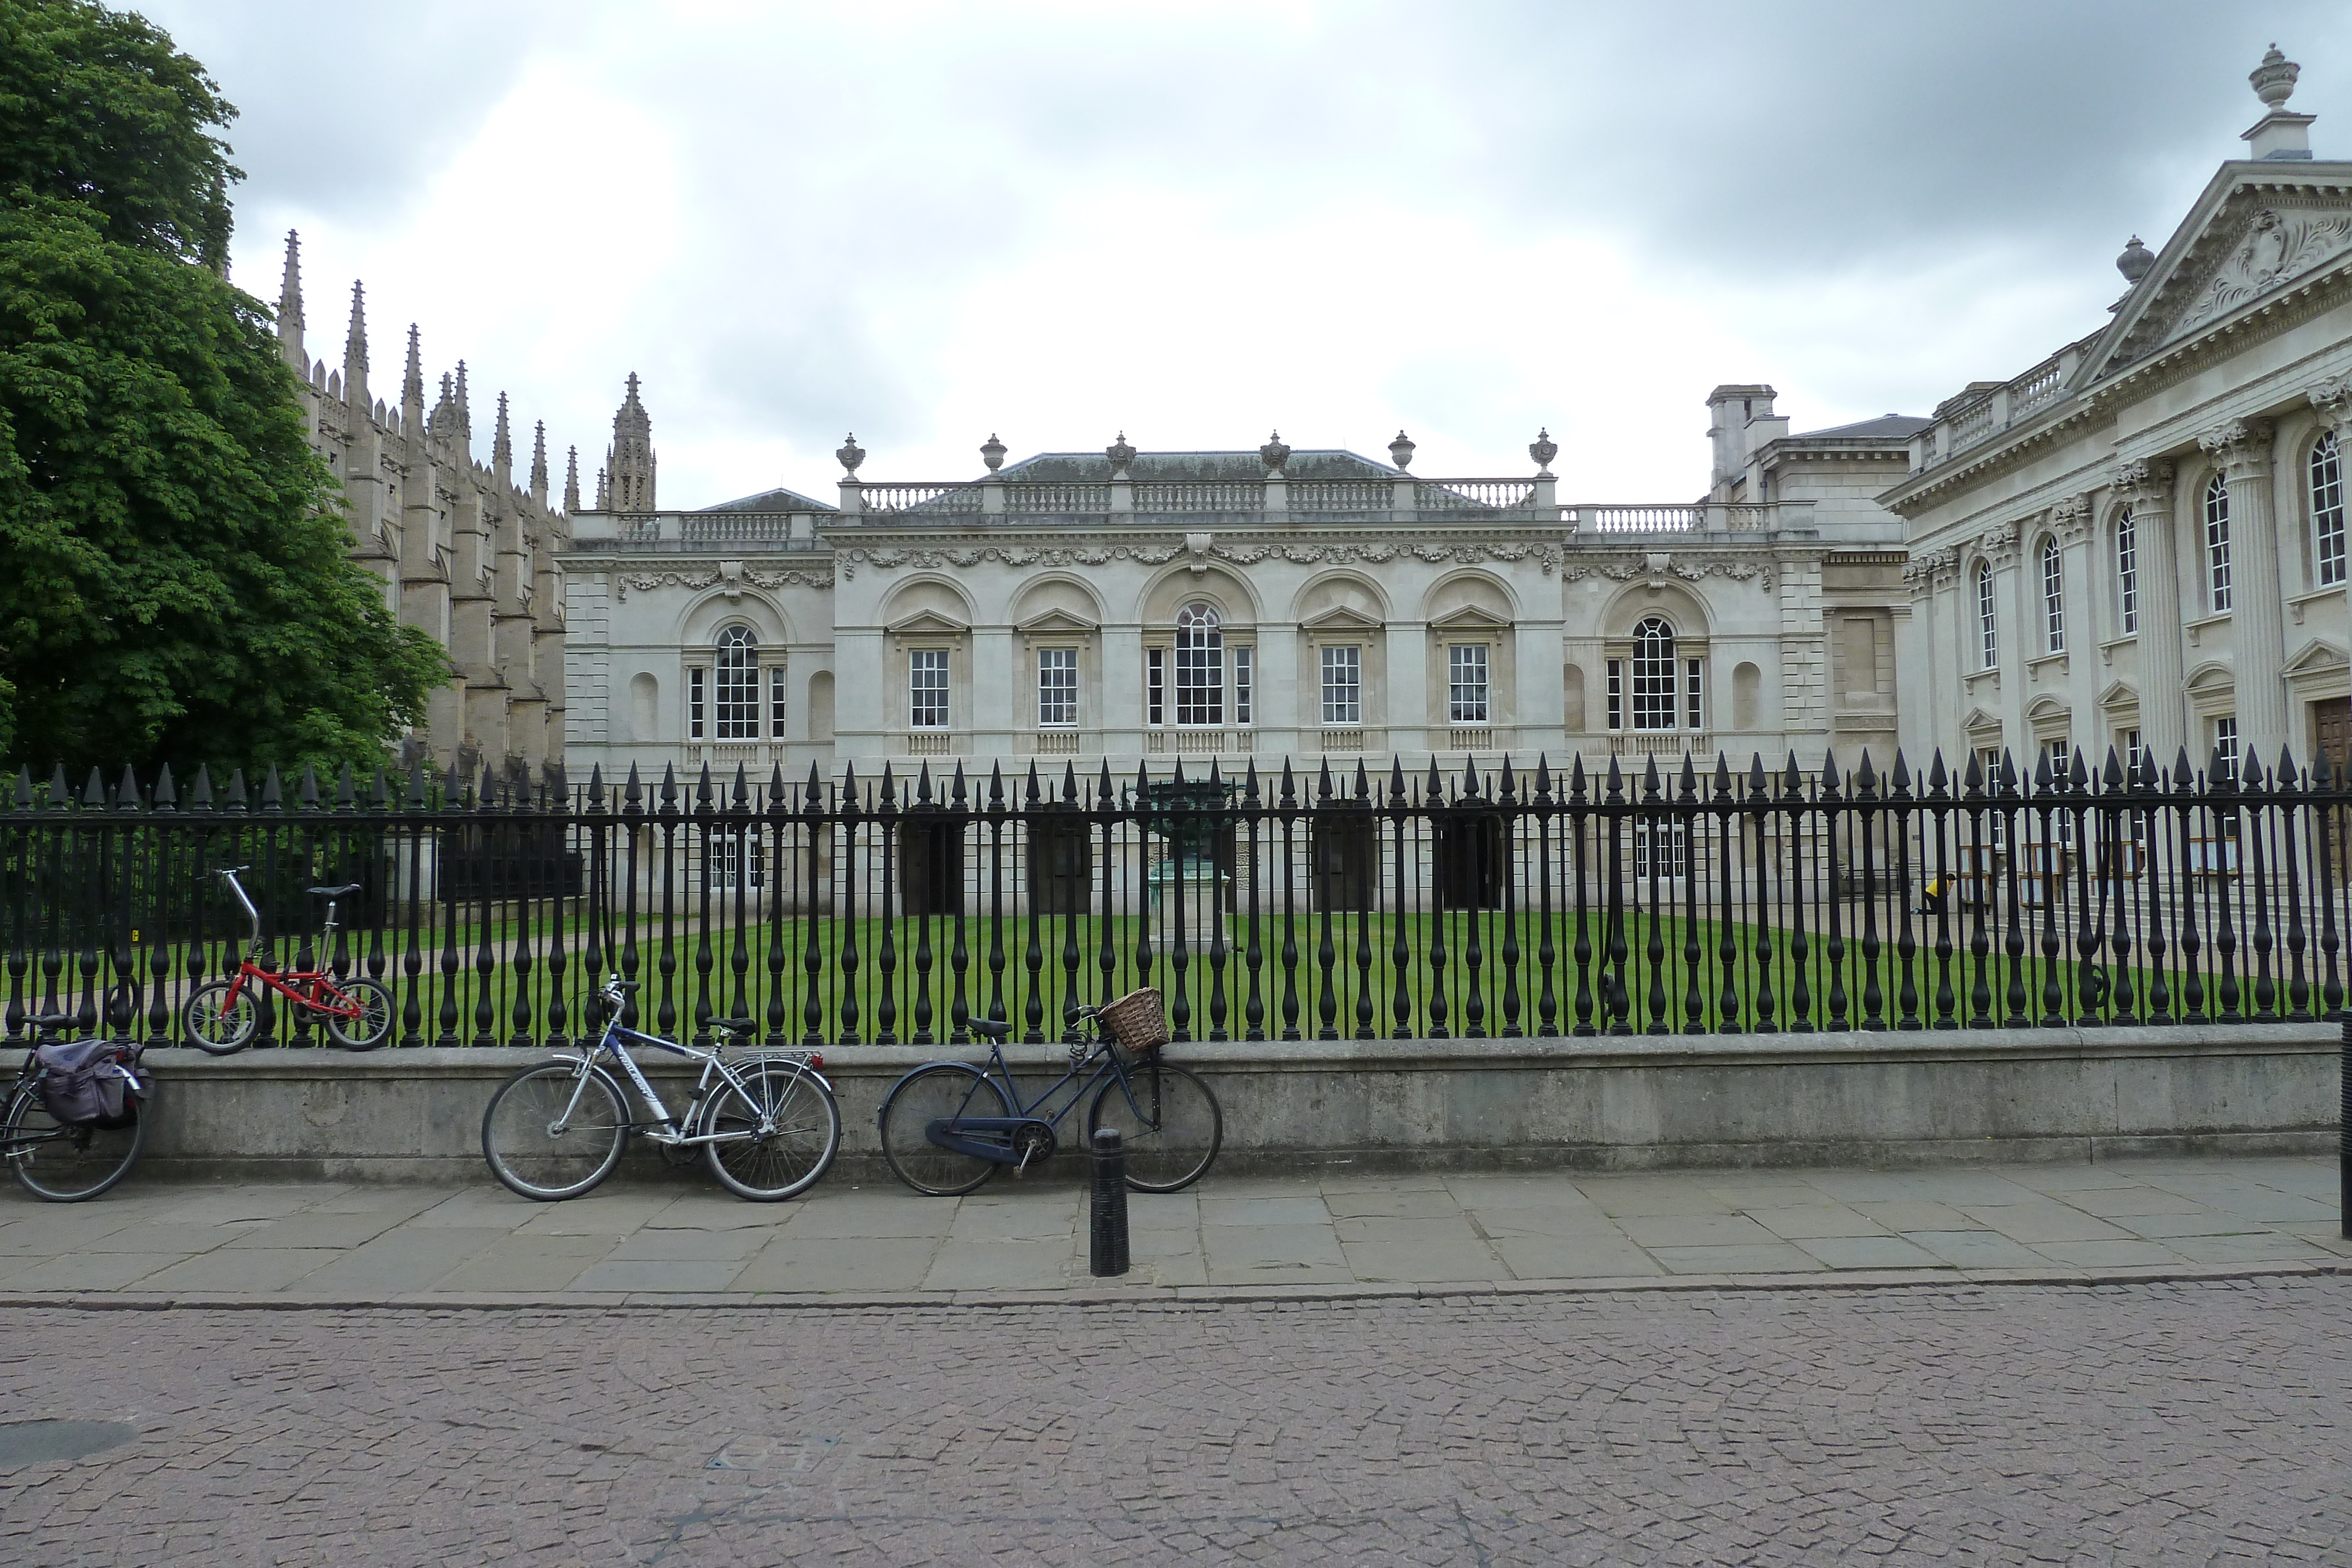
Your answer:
[2204,473,2233,611]
[1975,561,1997,670]
[2114,509,2139,634]
[1631,616,1677,730]
[1174,601,1223,726]
[715,626,759,739]
[2313,431,2345,587]
[2040,537,2065,654]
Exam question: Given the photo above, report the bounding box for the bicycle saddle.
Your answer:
[307,884,362,898]
[713,1017,760,1037]
[965,1017,1011,1039]
[22,1013,75,1032]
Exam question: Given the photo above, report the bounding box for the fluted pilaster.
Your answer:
[2113,459,2183,760]
[2199,419,2284,763]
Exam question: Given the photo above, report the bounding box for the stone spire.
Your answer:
[604,372,656,511]
[276,230,305,371]
[530,420,549,503]
[454,361,473,439]
[563,444,580,513]
[342,282,369,404]
[492,392,512,475]
[402,324,424,412]
[429,371,461,442]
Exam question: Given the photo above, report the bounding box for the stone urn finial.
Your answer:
[1529,427,1559,474]
[2116,235,2156,285]
[1388,429,1416,470]
[1259,430,1291,476]
[2251,44,2300,112]
[836,433,865,476]
[1105,431,1137,475]
[980,433,1007,473]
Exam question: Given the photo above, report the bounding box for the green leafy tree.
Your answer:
[0,0,448,777]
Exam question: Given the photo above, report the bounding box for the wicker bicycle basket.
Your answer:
[1097,988,1169,1059]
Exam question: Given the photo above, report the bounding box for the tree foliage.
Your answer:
[0,0,449,775]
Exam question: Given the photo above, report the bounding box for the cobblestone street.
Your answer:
[3,1276,2347,1566]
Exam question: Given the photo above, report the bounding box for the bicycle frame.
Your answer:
[548,1014,829,1149]
[929,1027,1170,1164]
[212,869,363,1020]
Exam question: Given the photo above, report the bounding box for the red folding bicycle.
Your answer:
[180,867,394,1053]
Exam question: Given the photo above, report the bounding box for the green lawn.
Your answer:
[35,901,2334,1048]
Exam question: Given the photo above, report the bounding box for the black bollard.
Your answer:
[1090,1128,1131,1277]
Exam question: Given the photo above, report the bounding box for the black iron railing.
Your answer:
[3,747,2346,1048]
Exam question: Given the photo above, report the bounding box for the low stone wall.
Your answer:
[7,1021,2336,1183]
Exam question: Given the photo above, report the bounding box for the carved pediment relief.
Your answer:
[2284,637,2348,676]
[2110,193,2352,369]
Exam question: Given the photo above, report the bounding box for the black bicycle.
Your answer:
[876,992,1221,1196]
[2,1008,148,1202]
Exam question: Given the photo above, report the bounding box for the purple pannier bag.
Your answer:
[34,1039,146,1129]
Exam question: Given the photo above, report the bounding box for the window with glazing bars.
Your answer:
[1321,645,1361,724]
[715,626,760,739]
[1686,658,1703,730]
[689,667,705,739]
[2040,537,2064,653]
[1233,645,1252,725]
[1146,647,1164,727]
[909,648,950,728]
[1174,603,1222,725]
[2205,474,2232,611]
[1605,660,1623,730]
[2213,716,2239,783]
[1037,647,1077,727]
[2314,432,2345,587]
[2116,510,2138,634]
[1976,561,1997,668]
[1448,644,1489,723]
[769,665,788,739]
[1630,617,1675,728]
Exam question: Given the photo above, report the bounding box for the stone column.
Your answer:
[2200,420,2284,767]
[2114,460,2184,765]
[2053,495,2099,764]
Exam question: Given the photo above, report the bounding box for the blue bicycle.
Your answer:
[877,992,1222,1196]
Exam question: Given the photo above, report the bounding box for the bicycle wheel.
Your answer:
[181,979,259,1055]
[5,1086,145,1202]
[323,978,394,1050]
[480,1062,629,1201]
[699,1060,841,1201]
[877,1063,1014,1196]
[1088,1060,1222,1193]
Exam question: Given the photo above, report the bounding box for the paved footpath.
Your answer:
[0,1156,2345,1303]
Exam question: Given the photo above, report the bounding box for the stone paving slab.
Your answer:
[0,1154,2339,1306]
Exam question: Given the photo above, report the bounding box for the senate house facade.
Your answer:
[536,49,2352,792]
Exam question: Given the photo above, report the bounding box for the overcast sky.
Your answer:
[136,1,2352,509]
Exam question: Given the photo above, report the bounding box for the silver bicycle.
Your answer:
[480,976,841,1202]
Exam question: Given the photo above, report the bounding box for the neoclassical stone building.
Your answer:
[560,397,1916,784]
[1891,49,2352,783]
[278,234,572,778]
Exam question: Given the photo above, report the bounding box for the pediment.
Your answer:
[1300,604,1385,632]
[1428,604,1511,631]
[2284,637,2348,675]
[2097,679,2139,710]
[1017,607,1098,635]
[1960,707,2002,734]
[2081,169,2352,383]
[2184,660,2236,695]
[2025,696,2071,724]
[888,609,968,634]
